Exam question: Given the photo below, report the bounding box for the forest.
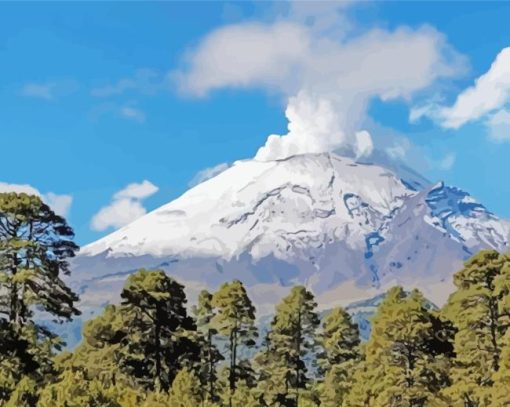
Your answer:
[1,191,510,407]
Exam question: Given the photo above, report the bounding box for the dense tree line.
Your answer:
[1,192,510,406]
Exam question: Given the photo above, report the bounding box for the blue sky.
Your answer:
[1,1,510,246]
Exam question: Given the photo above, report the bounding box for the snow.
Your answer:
[81,153,415,261]
[75,151,510,319]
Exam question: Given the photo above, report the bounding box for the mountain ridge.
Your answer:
[71,152,510,319]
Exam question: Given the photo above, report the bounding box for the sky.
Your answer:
[1,1,510,246]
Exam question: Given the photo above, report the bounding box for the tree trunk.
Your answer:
[295,309,302,407]
[208,329,214,401]
[228,328,236,407]
[488,295,500,372]
[9,252,19,326]
[154,304,162,390]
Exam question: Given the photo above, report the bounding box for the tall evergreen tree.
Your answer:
[68,304,127,386]
[317,307,360,406]
[211,280,257,405]
[119,269,198,391]
[192,289,223,403]
[0,193,79,327]
[441,250,510,406]
[256,286,319,406]
[491,328,510,407]
[0,192,80,401]
[345,287,452,407]
[168,368,204,407]
[37,368,121,407]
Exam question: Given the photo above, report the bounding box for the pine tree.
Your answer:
[0,192,80,401]
[317,307,360,407]
[229,379,261,407]
[256,286,319,406]
[5,376,38,407]
[168,368,204,407]
[491,328,510,407]
[211,280,257,406]
[118,269,198,391]
[0,192,80,327]
[68,304,127,385]
[441,250,510,406]
[193,289,223,403]
[37,368,121,407]
[345,287,452,407]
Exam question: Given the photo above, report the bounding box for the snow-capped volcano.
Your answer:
[72,152,510,317]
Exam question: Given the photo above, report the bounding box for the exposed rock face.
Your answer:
[71,152,510,321]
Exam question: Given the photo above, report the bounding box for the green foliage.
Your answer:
[256,285,319,406]
[442,250,510,406]
[37,369,120,407]
[6,376,39,407]
[346,287,452,407]
[317,307,360,406]
[318,307,360,371]
[0,208,507,407]
[71,304,126,384]
[212,279,257,401]
[193,289,223,403]
[491,328,510,407]
[168,368,204,407]
[0,192,80,326]
[0,192,80,403]
[118,269,198,391]
[229,379,261,407]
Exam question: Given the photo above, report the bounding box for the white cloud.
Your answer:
[438,153,456,171]
[21,83,55,100]
[20,80,79,101]
[174,22,310,97]
[91,180,159,232]
[354,130,374,160]
[409,103,438,124]
[91,69,165,97]
[44,193,73,218]
[89,102,147,123]
[0,182,73,217]
[174,7,464,162]
[188,163,230,187]
[0,182,40,196]
[91,199,147,232]
[119,106,146,123]
[114,180,159,200]
[486,109,510,142]
[426,153,456,171]
[415,47,510,130]
[385,143,407,160]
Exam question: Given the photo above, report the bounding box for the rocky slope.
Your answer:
[70,152,510,320]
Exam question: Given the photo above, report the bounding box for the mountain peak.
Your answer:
[74,152,510,318]
[81,152,414,260]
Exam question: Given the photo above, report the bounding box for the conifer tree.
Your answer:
[5,376,38,407]
[317,307,360,406]
[345,287,452,407]
[37,368,121,407]
[168,368,204,407]
[68,304,127,385]
[0,192,80,327]
[256,286,319,406]
[119,269,198,391]
[193,289,223,403]
[229,379,261,407]
[211,280,257,405]
[441,250,510,406]
[491,328,510,407]
[0,192,80,401]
